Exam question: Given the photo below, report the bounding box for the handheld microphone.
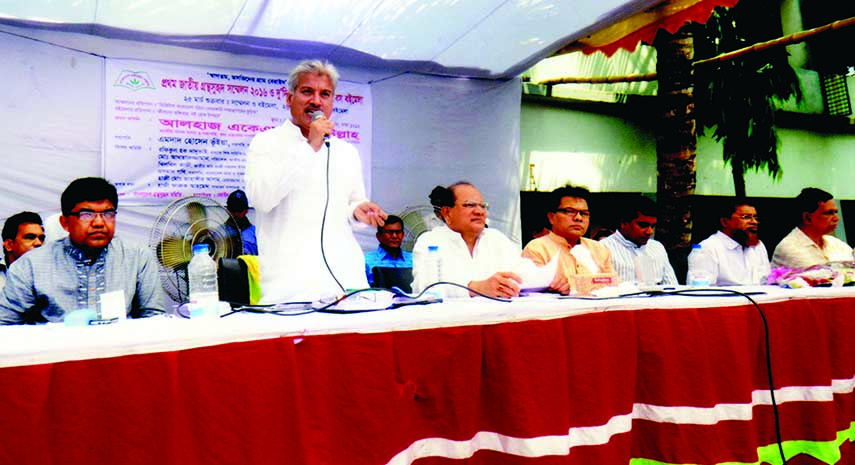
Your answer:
[311,110,331,147]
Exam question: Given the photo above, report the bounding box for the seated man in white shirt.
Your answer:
[412,182,568,299]
[687,200,770,285]
[772,187,853,269]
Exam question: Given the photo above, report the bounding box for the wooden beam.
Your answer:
[693,14,855,67]
[532,73,658,85]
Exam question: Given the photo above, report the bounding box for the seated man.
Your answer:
[600,196,678,286]
[364,215,412,286]
[687,199,770,285]
[413,182,567,298]
[772,187,853,269]
[0,212,46,287]
[0,177,167,324]
[522,185,614,289]
[226,189,258,255]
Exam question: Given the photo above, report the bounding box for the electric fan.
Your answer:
[399,205,443,252]
[148,196,243,303]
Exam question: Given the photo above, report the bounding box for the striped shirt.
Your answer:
[600,231,678,285]
[0,236,166,324]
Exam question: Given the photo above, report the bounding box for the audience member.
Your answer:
[0,212,45,287]
[687,199,770,285]
[226,189,258,255]
[413,182,565,298]
[600,196,678,285]
[245,59,386,303]
[0,177,166,324]
[772,187,853,269]
[364,215,413,286]
[522,186,614,289]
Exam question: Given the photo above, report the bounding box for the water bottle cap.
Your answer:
[428,245,439,252]
[692,244,702,249]
[192,244,210,255]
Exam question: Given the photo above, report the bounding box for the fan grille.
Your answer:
[399,205,441,252]
[148,196,243,303]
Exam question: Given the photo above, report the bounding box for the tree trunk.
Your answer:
[730,157,747,198]
[654,25,697,283]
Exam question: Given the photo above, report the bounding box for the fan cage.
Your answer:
[148,196,243,303]
[399,205,441,252]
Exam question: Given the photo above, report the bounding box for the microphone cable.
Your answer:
[621,287,787,464]
[314,282,514,314]
[320,139,346,293]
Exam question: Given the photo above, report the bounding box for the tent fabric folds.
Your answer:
[0,0,740,80]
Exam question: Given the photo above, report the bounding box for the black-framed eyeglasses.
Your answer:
[67,209,117,222]
[555,207,590,218]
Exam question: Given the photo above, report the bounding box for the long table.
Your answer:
[1,287,854,464]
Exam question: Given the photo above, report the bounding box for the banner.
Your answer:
[104,59,372,205]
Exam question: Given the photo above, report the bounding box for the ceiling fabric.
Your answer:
[0,0,740,80]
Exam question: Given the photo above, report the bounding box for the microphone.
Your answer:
[312,110,330,147]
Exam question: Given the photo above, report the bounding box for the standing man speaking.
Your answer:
[246,60,386,303]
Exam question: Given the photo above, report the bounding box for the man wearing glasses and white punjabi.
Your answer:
[600,195,677,286]
[0,177,166,324]
[523,185,615,291]
[412,182,568,299]
[687,199,770,285]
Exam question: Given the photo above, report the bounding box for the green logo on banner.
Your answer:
[114,70,155,91]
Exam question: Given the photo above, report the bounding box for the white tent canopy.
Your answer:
[0,0,681,81]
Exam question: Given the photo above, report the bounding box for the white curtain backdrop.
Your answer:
[370,73,523,244]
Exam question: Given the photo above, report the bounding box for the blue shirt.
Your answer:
[364,246,413,286]
[0,236,167,324]
[242,224,258,255]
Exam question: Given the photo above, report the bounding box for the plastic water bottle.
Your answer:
[686,244,712,287]
[188,244,220,318]
[424,245,443,299]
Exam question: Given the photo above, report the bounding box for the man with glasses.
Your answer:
[772,187,853,269]
[522,185,615,290]
[600,195,678,286]
[413,182,564,298]
[687,199,770,285]
[0,177,166,324]
[364,215,412,286]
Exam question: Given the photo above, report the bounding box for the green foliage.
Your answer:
[694,5,802,183]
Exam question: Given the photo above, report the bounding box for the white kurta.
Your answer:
[412,225,534,298]
[771,227,854,269]
[245,120,369,303]
[687,231,771,285]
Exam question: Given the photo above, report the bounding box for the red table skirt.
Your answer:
[1,297,854,464]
